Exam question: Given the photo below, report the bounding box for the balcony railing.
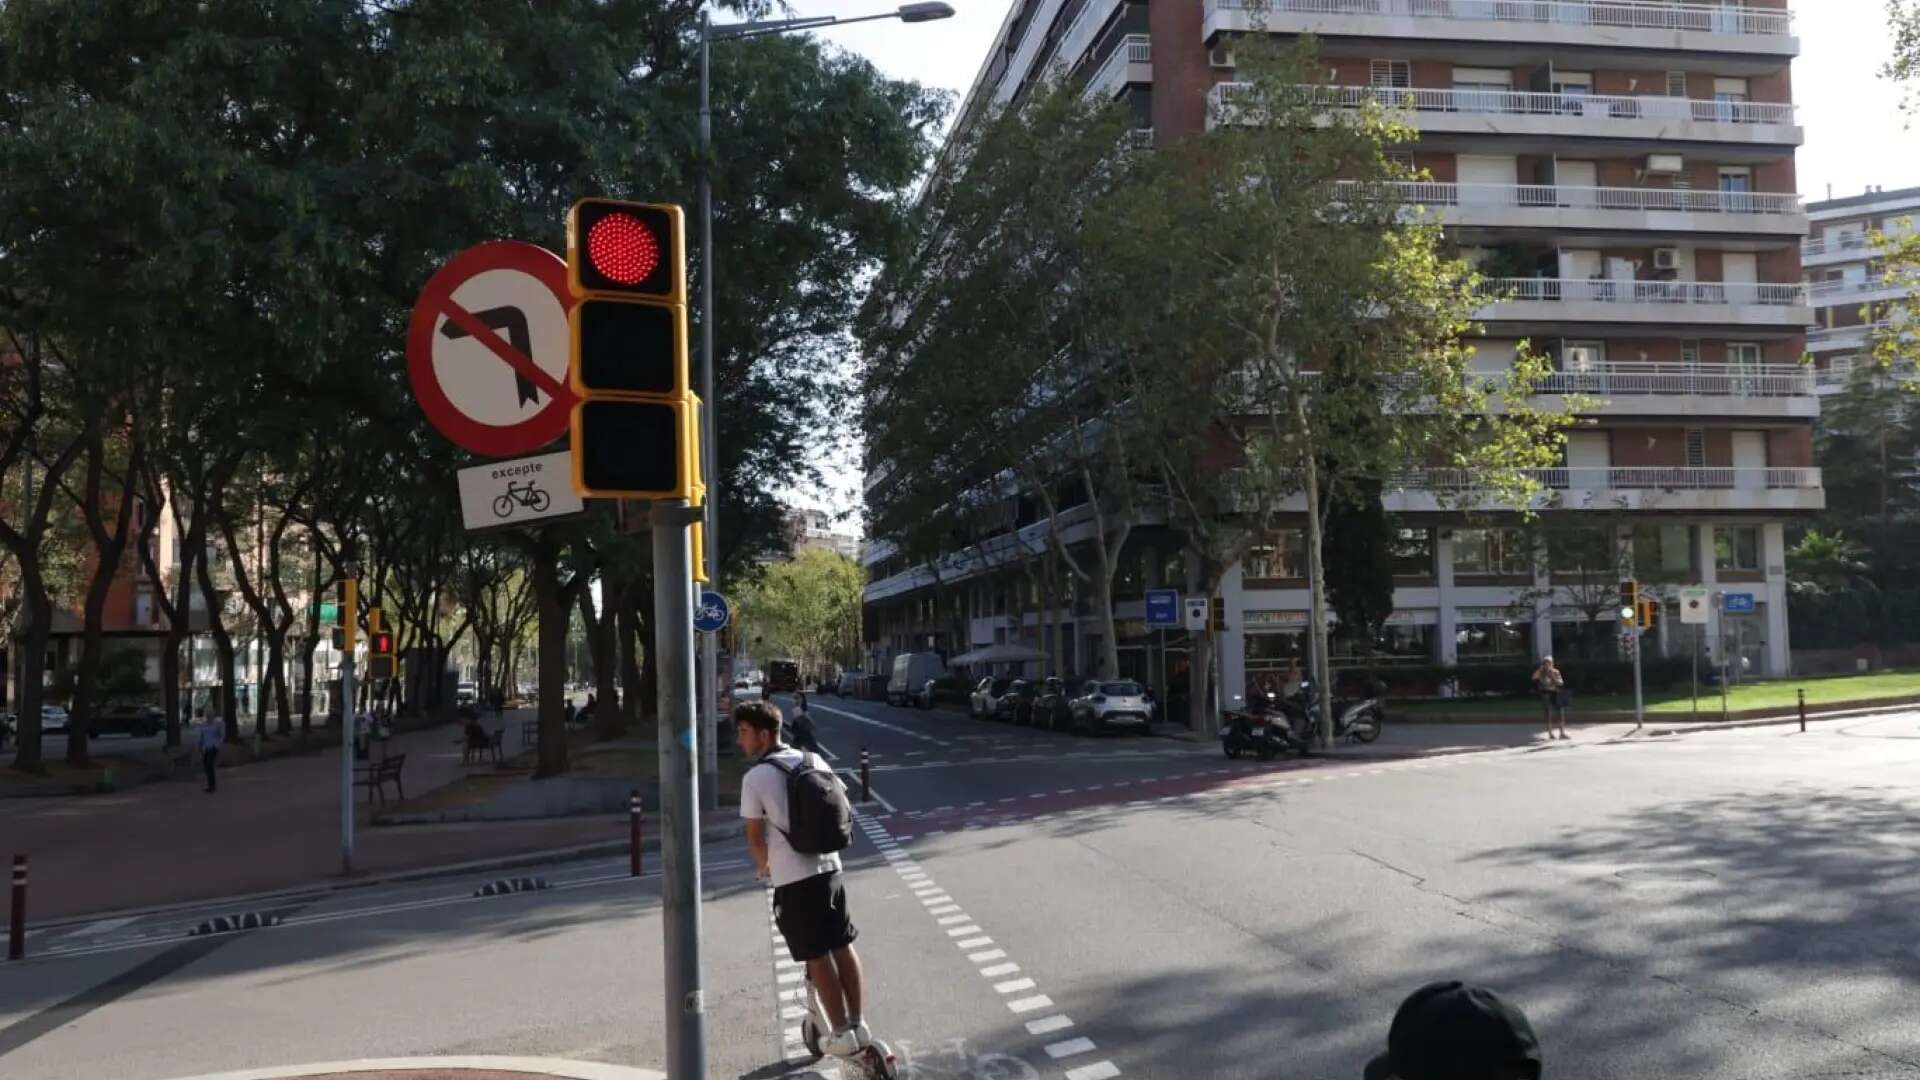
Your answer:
[1338,180,1802,216]
[1806,276,1906,301]
[1477,277,1808,306]
[1213,83,1797,127]
[1206,0,1793,36]
[1401,466,1822,491]
[1528,361,1813,397]
[1801,234,1876,259]
[1084,34,1150,100]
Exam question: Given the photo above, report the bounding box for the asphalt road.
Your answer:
[7,695,1920,1079]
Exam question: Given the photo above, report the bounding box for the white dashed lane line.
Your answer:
[856,813,1121,1080]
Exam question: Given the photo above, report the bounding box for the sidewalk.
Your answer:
[10,709,633,921]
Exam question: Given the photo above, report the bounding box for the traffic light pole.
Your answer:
[340,652,356,875]
[651,499,708,1079]
[697,13,721,815]
[1631,617,1645,731]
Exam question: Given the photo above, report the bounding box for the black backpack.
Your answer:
[764,750,853,855]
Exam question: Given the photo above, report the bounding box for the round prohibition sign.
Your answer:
[407,240,579,458]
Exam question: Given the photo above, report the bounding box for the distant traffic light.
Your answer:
[368,630,397,680]
[1210,595,1226,633]
[1620,579,1638,623]
[1638,598,1659,631]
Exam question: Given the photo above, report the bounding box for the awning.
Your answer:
[949,643,1049,666]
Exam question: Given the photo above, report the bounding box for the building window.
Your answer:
[1455,621,1529,662]
[1244,530,1308,581]
[1387,527,1434,576]
[1715,526,1761,571]
[1369,59,1410,89]
[1633,525,1694,578]
[1333,624,1433,664]
[1547,528,1615,574]
[1453,528,1530,576]
[1665,71,1688,97]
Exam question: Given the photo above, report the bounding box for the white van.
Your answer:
[887,653,946,709]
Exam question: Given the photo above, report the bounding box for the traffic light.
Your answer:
[565,198,697,499]
[334,578,358,652]
[368,630,396,680]
[1638,598,1659,631]
[1210,595,1226,633]
[1619,579,1638,623]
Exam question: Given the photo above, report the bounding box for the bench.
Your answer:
[462,728,504,765]
[355,753,406,805]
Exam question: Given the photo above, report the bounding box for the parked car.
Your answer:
[969,676,1013,719]
[93,703,164,738]
[836,670,866,698]
[1030,677,1077,731]
[887,653,946,708]
[732,677,764,703]
[994,679,1041,725]
[1070,680,1153,735]
[456,682,480,705]
[40,704,70,734]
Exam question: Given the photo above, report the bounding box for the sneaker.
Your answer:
[821,1026,863,1058]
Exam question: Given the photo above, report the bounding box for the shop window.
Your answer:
[1714,526,1761,571]
[1244,530,1308,581]
[1455,621,1529,661]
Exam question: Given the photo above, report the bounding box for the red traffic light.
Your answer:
[373,632,393,655]
[585,212,661,287]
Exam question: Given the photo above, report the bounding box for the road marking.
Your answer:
[930,905,963,916]
[1007,995,1054,1013]
[1047,1037,1097,1059]
[809,701,952,746]
[981,962,1021,977]
[968,948,1007,962]
[994,978,1037,994]
[63,916,138,939]
[1066,1062,1121,1080]
[956,935,994,949]
[946,925,984,937]
[937,915,972,926]
[1027,1016,1074,1035]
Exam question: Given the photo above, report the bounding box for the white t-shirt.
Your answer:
[740,746,843,888]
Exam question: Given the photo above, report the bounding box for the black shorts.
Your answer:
[772,870,858,962]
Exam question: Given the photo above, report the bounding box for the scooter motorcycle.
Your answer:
[1221,692,1307,760]
[1277,681,1384,745]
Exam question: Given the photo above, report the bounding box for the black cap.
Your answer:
[1364,981,1541,1080]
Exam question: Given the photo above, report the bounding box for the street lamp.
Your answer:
[693,1,953,807]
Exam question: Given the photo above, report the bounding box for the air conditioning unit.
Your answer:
[1644,153,1686,176]
[1652,247,1681,271]
[1209,46,1235,69]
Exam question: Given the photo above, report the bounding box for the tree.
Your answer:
[737,547,867,677]
[1788,530,1878,597]
[1321,486,1395,660]
[1109,38,1571,736]
[1889,0,1920,114]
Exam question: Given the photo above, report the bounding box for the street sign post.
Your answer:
[1183,597,1209,633]
[407,241,578,458]
[694,591,730,634]
[1679,586,1710,624]
[456,450,587,530]
[1145,589,1179,629]
[1723,592,1757,614]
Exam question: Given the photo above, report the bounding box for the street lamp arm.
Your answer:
[712,3,953,40]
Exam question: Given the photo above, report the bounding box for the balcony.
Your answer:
[1469,360,1817,416]
[1335,180,1804,236]
[1202,0,1798,55]
[1209,83,1801,146]
[1800,233,1885,269]
[1382,465,1823,512]
[1474,276,1810,327]
[1084,34,1150,100]
[1806,275,1910,307]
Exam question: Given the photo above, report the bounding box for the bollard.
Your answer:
[1798,688,1807,733]
[9,855,24,961]
[860,747,871,803]
[629,790,643,877]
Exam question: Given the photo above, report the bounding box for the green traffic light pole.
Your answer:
[697,4,957,810]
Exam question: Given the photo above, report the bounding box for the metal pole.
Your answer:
[630,790,644,877]
[1798,687,1807,733]
[340,655,355,875]
[8,855,24,961]
[697,12,722,816]
[1631,617,1645,731]
[651,499,708,1079]
[860,747,871,802]
[1691,624,1699,717]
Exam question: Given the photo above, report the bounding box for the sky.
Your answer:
[772,0,1920,523]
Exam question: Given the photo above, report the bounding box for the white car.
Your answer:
[733,678,764,703]
[968,676,1013,719]
[40,704,70,734]
[1070,680,1152,735]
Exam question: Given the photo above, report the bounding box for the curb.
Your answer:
[161,1056,665,1080]
[26,820,746,933]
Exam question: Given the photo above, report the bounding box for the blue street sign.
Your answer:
[1145,588,1180,628]
[1723,592,1756,614]
[694,591,730,633]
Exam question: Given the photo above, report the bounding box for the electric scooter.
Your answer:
[798,969,900,1078]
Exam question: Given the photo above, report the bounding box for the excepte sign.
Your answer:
[456,450,586,530]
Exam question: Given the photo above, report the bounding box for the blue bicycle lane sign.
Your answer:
[694,591,730,634]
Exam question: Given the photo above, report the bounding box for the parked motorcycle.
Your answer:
[1277,681,1384,746]
[1221,695,1303,760]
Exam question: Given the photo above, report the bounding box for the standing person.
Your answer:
[196,708,224,793]
[734,700,868,1058]
[1532,656,1570,741]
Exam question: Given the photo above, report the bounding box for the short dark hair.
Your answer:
[733,700,783,735]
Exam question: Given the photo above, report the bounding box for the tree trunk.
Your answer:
[618,589,644,725]
[1302,439,1334,745]
[196,549,240,742]
[11,592,53,773]
[530,547,571,778]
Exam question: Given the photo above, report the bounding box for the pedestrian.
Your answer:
[1364,980,1542,1080]
[1531,656,1570,741]
[734,699,868,1058]
[562,697,576,727]
[195,708,224,793]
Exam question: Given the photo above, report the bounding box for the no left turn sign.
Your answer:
[407,241,579,458]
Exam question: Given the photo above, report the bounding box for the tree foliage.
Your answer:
[737,548,865,676]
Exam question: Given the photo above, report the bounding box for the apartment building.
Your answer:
[864,0,1820,693]
[1803,183,1920,392]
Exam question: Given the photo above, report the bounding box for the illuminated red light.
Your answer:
[586,212,661,286]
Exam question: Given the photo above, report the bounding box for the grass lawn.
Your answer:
[1398,669,1920,718]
